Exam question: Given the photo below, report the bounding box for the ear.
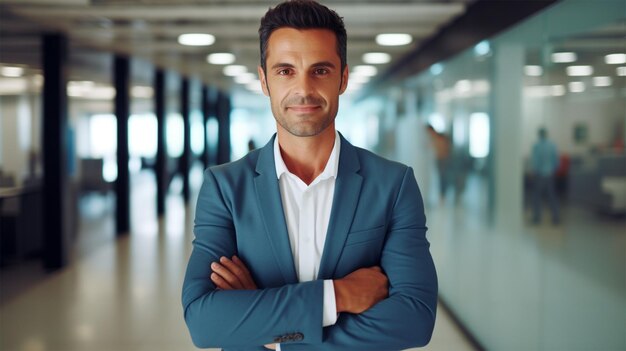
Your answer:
[258,66,270,97]
[339,64,349,95]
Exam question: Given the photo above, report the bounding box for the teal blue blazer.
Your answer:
[182,134,437,350]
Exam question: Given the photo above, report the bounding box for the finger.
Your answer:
[211,261,244,289]
[211,272,234,290]
[370,266,382,272]
[232,256,257,289]
[219,257,248,288]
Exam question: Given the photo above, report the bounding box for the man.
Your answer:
[182,1,437,350]
[531,127,560,224]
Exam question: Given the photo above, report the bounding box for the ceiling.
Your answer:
[0,0,473,94]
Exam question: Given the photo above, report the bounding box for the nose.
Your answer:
[293,72,314,96]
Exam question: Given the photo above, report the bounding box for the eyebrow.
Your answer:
[270,61,337,70]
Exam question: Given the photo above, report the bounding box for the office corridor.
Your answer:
[0,167,475,351]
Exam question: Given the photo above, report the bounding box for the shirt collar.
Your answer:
[274,130,341,182]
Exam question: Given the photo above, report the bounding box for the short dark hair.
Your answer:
[258,0,347,73]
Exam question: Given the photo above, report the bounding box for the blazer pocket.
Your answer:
[344,225,385,246]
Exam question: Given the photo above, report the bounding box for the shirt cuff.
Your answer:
[322,279,338,327]
[276,344,281,351]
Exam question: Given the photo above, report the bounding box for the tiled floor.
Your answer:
[0,168,476,351]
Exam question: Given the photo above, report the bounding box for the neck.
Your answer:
[277,126,336,185]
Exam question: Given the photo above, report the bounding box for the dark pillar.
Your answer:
[42,33,68,270]
[155,69,166,216]
[201,85,210,169]
[216,91,231,165]
[114,55,130,235]
[181,77,191,203]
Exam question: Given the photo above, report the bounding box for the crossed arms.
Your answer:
[182,166,438,350]
[211,256,389,349]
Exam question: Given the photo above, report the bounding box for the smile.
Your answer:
[287,105,321,113]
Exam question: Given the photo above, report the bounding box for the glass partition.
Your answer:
[356,0,626,349]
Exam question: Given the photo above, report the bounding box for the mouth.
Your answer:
[287,105,321,113]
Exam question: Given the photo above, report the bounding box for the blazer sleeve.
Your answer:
[283,166,438,351]
[182,169,326,349]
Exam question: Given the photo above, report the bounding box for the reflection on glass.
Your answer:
[89,114,117,157]
[190,111,205,155]
[469,112,489,158]
[166,114,184,158]
[89,114,117,182]
[129,114,157,158]
[230,108,253,160]
[206,118,219,164]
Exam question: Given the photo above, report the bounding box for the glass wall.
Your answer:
[356,0,626,349]
[0,27,44,267]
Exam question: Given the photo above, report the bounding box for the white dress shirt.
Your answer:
[273,131,340,345]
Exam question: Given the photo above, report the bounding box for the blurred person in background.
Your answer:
[531,127,560,225]
[426,124,451,204]
[182,1,437,350]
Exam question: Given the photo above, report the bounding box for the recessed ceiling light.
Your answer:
[234,73,256,84]
[1,66,24,77]
[67,82,115,99]
[566,65,593,76]
[67,81,93,96]
[362,52,391,64]
[617,66,626,76]
[178,33,215,46]
[592,76,612,87]
[524,65,543,76]
[551,52,577,63]
[207,53,235,65]
[223,65,247,76]
[474,40,490,56]
[430,63,443,75]
[605,53,626,64]
[75,80,94,86]
[568,81,585,93]
[376,33,412,46]
[350,75,370,84]
[352,65,378,76]
[246,81,263,93]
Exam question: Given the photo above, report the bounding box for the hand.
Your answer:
[333,266,388,314]
[211,258,273,348]
[210,255,257,290]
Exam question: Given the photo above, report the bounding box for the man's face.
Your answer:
[258,28,348,138]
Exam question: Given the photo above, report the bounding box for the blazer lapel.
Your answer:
[318,134,363,280]
[253,135,298,284]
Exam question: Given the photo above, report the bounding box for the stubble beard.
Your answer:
[273,95,335,137]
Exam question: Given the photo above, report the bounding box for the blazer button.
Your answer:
[293,332,304,341]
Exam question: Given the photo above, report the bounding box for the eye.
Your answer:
[277,68,292,76]
[313,68,329,75]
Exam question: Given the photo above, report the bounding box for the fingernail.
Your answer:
[220,256,227,263]
[211,263,217,269]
